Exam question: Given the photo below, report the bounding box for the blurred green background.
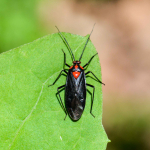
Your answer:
[0,0,46,53]
[1,0,150,149]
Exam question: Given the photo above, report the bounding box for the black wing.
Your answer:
[65,70,86,121]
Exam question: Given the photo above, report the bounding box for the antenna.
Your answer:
[55,26,75,61]
[79,24,96,61]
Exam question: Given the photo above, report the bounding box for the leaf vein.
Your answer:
[8,69,62,149]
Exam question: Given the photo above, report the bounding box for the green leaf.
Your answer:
[0,33,109,149]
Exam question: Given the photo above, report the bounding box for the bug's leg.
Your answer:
[86,83,95,118]
[48,70,68,87]
[85,71,105,85]
[57,85,67,120]
[83,53,98,68]
[62,49,70,68]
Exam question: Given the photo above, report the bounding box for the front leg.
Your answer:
[83,53,98,68]
[62,49,70,68]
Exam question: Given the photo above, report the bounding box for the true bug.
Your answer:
[48,25,105,121]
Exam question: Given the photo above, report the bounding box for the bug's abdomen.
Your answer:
[65,71,86,121]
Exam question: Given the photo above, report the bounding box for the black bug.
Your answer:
[48,26,105,121]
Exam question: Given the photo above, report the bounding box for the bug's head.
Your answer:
[73,61,81,65]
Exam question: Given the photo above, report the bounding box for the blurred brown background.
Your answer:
[1,0,150,149]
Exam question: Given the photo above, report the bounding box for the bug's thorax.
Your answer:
[69,61,84,79]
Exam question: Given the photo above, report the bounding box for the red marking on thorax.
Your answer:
[75,64,78,69]
[72,71,80,79]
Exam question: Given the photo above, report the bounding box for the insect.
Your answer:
[48,25,105,121]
